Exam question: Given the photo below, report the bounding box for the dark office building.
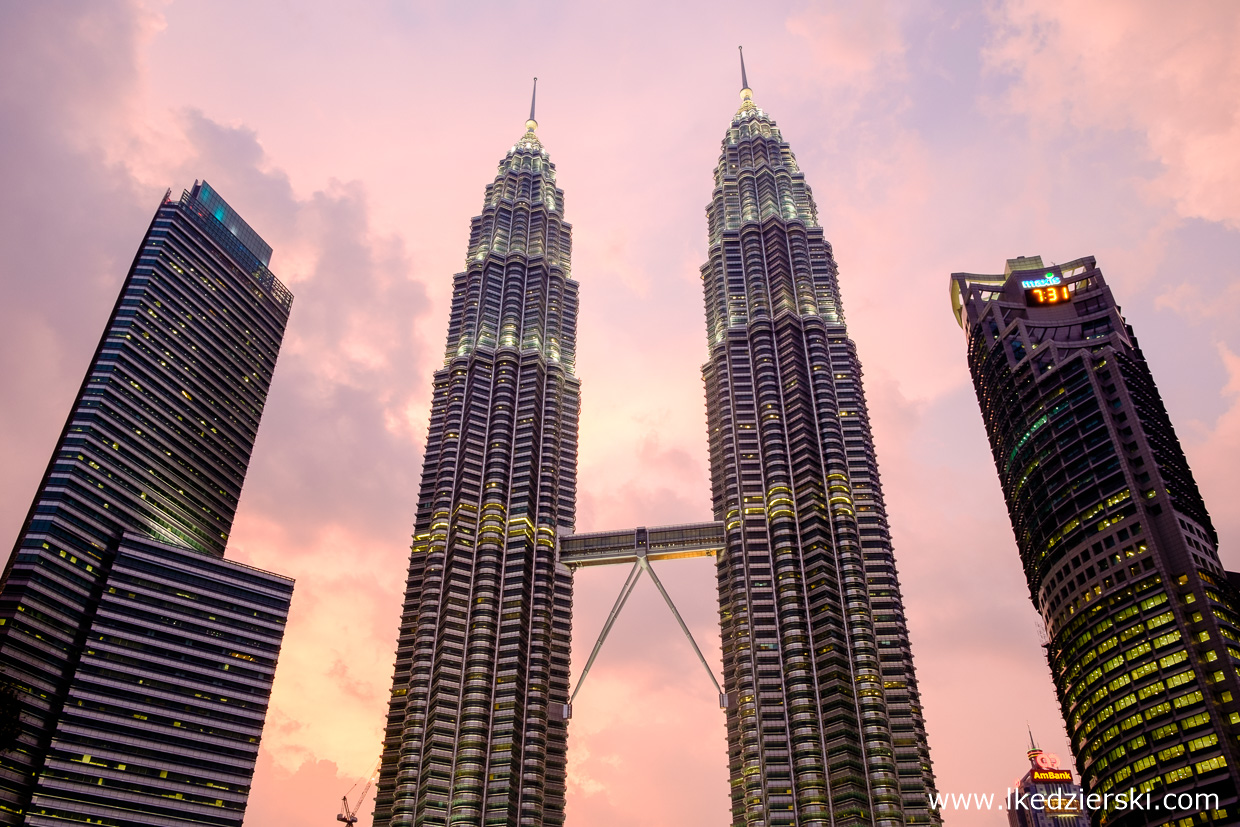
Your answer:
[952,255,1240,825]
[0,182,294,825]
[700,61,938,825]
[373,101,578,826]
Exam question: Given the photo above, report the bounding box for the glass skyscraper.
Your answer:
[952,255,1240,825]
[0,182,294,825]
[701,70,938,826]
[374,106,578,826]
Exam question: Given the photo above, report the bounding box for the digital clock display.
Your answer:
[1026,285,1071,306]
[1020,272,1073,306]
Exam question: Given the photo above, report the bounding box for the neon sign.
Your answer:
[1021,272,1061,289]
[1030,751,1073,782]
[1032,769,1073,782]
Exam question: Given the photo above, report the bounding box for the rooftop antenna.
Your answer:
[526,77,538,132]
[738,46,754,105]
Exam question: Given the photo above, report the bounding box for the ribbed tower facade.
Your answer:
[0,182,293,825]
[952,255,1240,825]
[702,72,938,826]
[374,106,578,826]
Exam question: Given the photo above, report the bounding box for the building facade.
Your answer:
[0,182,294,825]
[952,255,1240,825]
[373,109,578,826]
[27,534,292,826]
[701,73,938,825]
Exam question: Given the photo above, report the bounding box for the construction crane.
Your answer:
[337,761,379,825]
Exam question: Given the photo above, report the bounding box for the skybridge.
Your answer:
[556,521,731,718]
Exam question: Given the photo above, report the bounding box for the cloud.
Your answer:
[0,0,433,806]
[246,753,377,826]
[154,114,433,785]
[0,1,157,545]
[6,4,1240,827]
[1182,343,1240,547]
[786,1,908,90]
[986,0,1240,228]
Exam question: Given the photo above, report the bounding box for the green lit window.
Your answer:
[1157,744,1186,761]
[1196,756,1228,774]
[1137,681,1165,700]
[1166,670,1194,689]
[1187,734,1218,752]
[1140,594,1168,611]
[1152,631,1182,649]
[1146,611,1174,630]
[1173,690,1204,709]
[1159,650,1188,669]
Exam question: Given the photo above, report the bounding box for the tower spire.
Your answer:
[526,77,538,132]
[738,46,754,104]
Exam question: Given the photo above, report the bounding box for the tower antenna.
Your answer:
[526,77,538,131]
[739,46,750,91]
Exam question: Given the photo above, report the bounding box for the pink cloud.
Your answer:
[3,4,1240,827]
[987,0,1240,227]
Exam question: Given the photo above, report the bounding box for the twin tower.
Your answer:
[372,64,941,827]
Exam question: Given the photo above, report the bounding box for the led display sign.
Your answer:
[1022,272,1072,306]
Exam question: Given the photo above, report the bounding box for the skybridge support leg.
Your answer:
[638,556,728,708]
[566,560,643,713]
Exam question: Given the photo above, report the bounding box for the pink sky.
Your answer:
[3,2,1240,824]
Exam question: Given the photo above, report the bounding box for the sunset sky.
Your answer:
[3,2,1240,824]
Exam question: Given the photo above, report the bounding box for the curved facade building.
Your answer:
[373,111,578,826]
[702,76,938,826]
[952,255,1240,825]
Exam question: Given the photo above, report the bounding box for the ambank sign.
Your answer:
[1032,769,1073,782]
[1021,272,1061,289]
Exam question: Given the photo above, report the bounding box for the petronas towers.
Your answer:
[703,75,937,824]
[374,94,577,825]
[375,61,939,826]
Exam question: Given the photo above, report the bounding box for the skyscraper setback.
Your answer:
[701,64,938,825]
[952,255,1240,824]
[0,183,294,825]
